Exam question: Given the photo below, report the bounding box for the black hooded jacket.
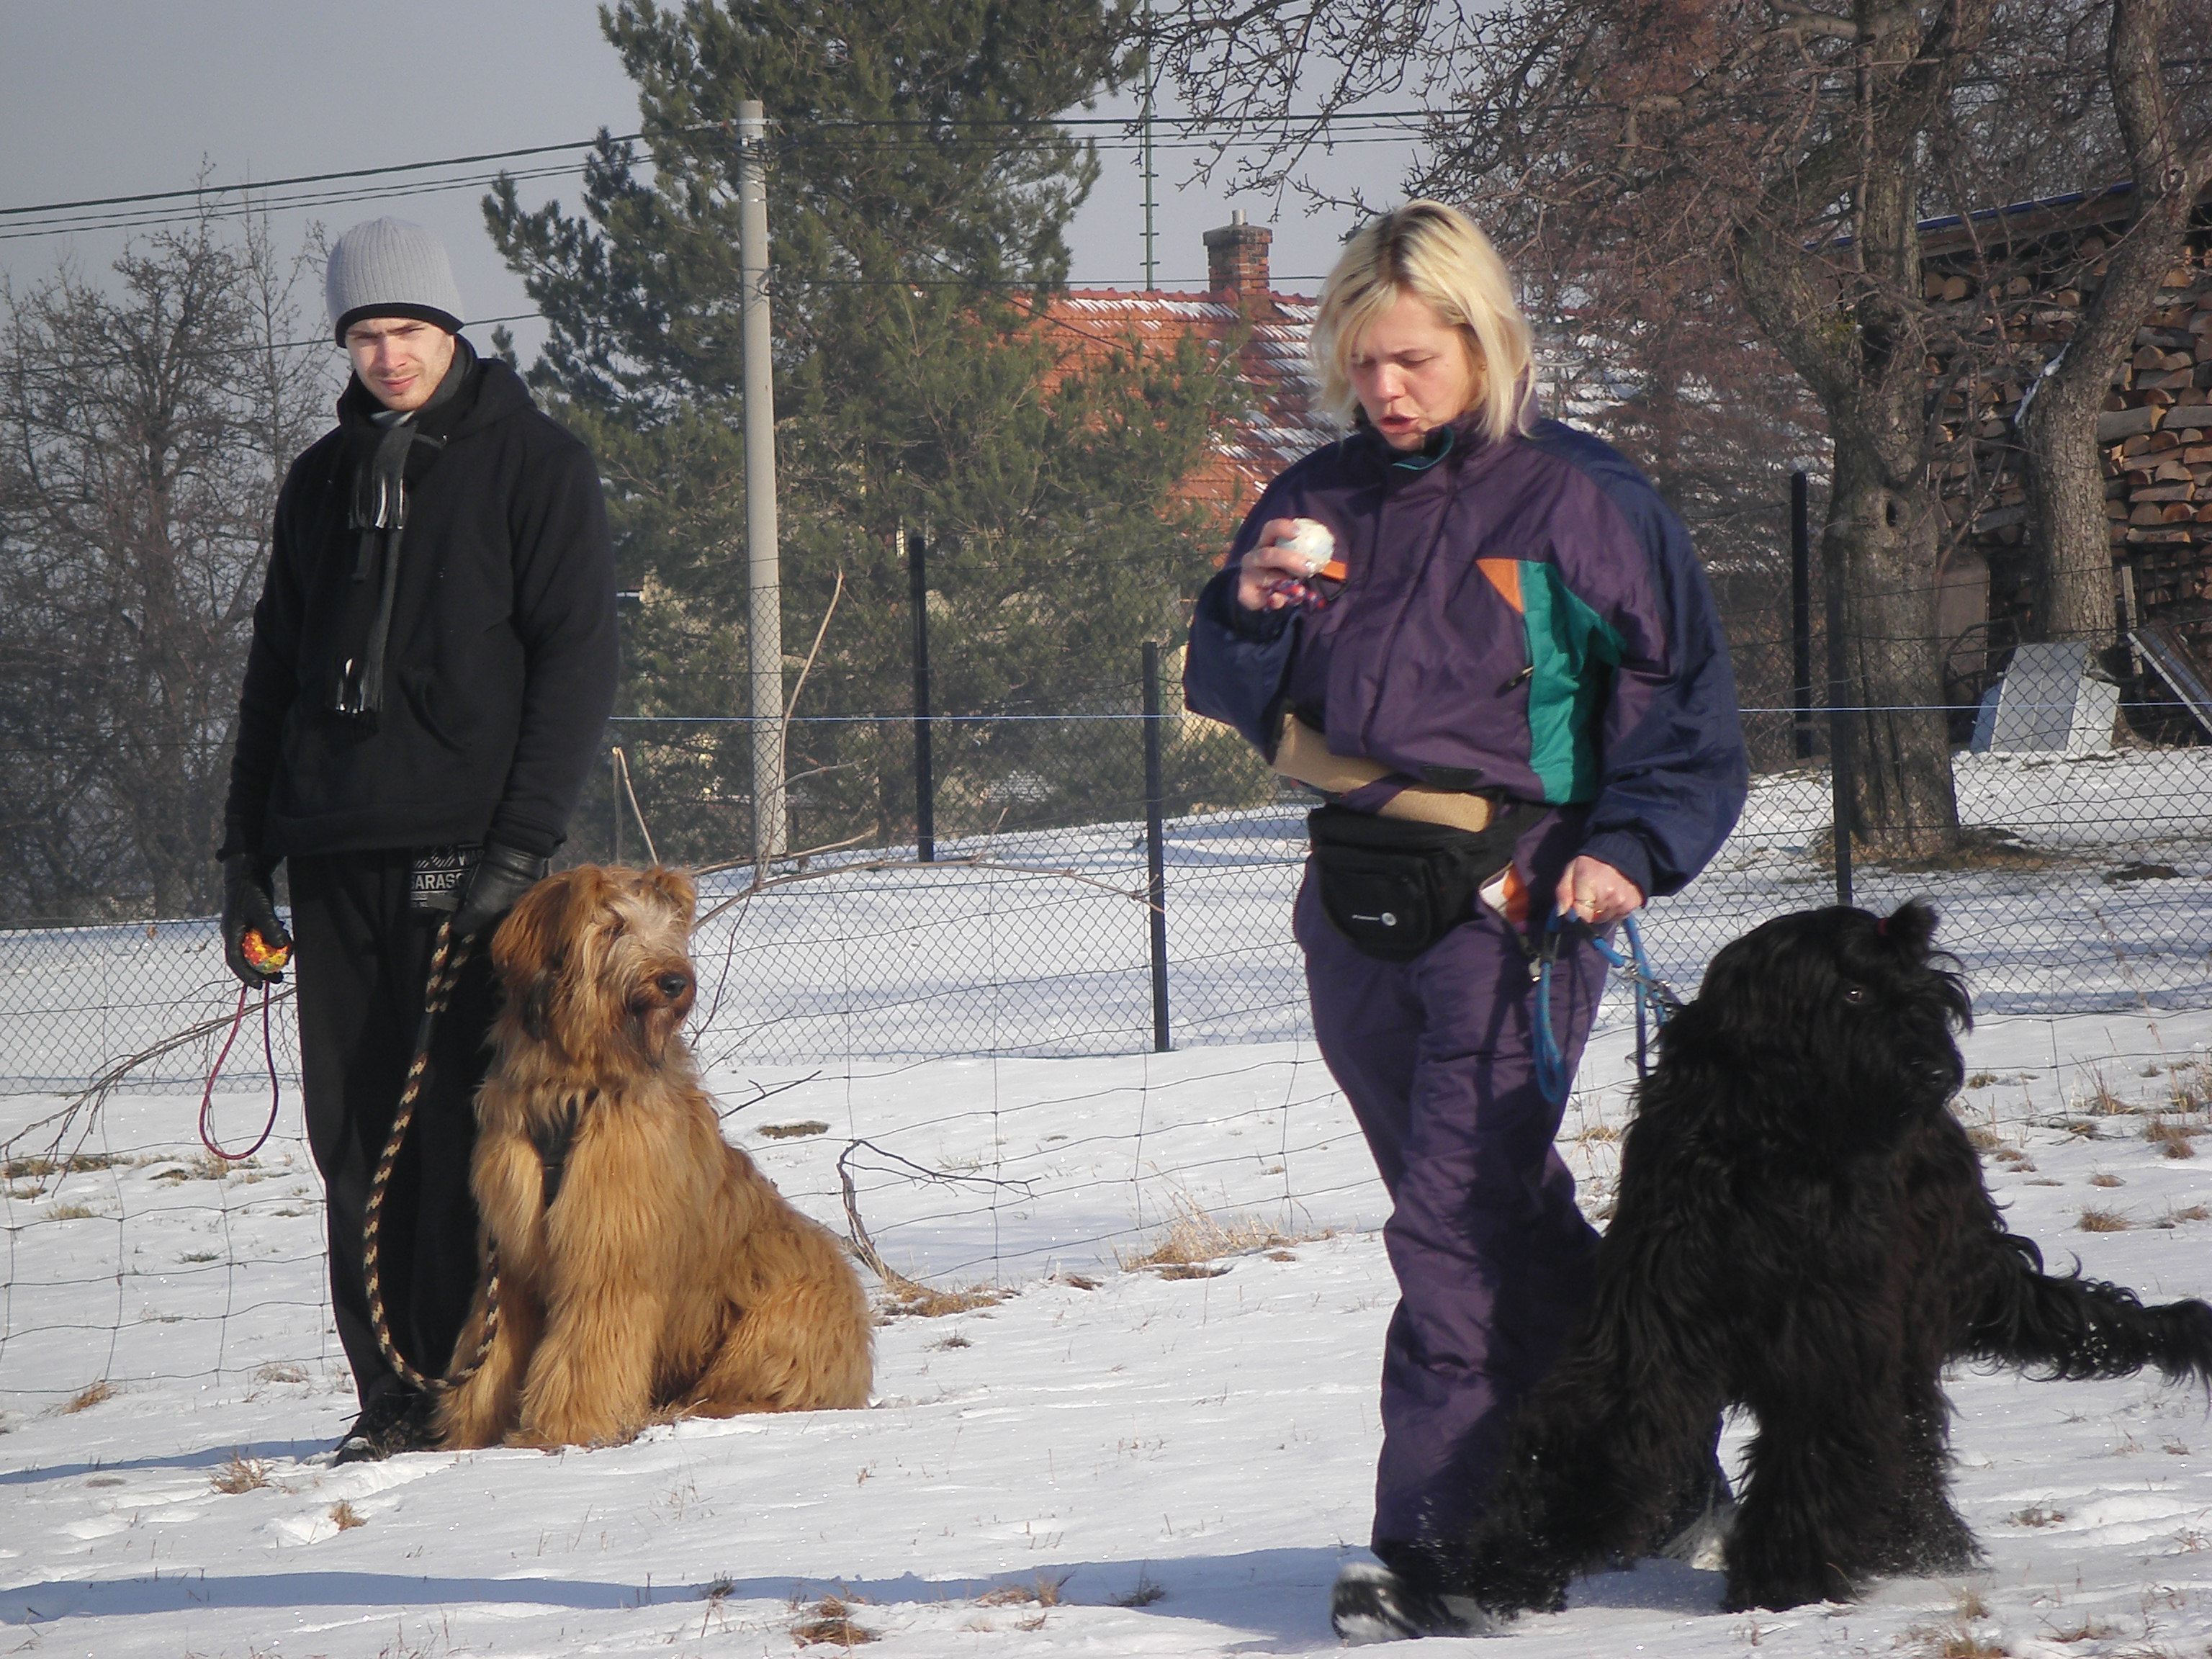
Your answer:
[221,353,617,862]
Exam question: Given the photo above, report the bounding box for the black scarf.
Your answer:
[329,336,481,721]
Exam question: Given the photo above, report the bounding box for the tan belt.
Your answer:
[1269,714,1496,833]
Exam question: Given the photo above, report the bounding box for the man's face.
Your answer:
[345,317,457,413]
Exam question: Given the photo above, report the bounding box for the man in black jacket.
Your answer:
[218,218,617,1462]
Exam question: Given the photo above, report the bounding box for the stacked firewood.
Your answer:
[2100,275,2212,615]
[1930,235,2212,647]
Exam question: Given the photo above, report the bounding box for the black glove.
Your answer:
[220,853,291,986]
[451,842,551,943]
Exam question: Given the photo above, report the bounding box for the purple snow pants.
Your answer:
[1294,871,1608,1555]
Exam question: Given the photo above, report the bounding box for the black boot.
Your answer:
[333,1388,430,1464]
[1330,1552,1493,1645]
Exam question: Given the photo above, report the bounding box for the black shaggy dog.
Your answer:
[1437,901,2212,1617]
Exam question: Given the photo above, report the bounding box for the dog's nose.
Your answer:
[657,972,691,1001]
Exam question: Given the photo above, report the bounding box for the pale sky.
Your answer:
[0,2,1409,370]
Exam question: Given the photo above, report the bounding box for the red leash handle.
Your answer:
[198,982,282,1161]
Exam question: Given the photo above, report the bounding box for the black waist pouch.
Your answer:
[1307,801,1537,962]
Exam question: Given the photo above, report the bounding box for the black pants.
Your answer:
[289,850,499,1408]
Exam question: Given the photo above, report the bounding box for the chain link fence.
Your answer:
[8,631,2212,1409]
[3,693,2211,1102]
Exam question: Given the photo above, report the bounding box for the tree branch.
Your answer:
[1768,0,1862,40]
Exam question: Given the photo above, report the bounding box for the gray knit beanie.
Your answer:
[325,218,465,343]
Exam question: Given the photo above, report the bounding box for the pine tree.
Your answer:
[487,0,1238,858]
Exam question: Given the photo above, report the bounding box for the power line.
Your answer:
[0,105,1442,225]
[0,137,649,220]
[0,164,591,246]
[801,108,1446,127]
[1,129,1427,246]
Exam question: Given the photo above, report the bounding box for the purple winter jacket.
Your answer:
[1183,415,1747,903]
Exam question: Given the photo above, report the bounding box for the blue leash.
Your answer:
[1532,911,1683,1107]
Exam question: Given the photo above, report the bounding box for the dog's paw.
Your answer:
[1721,1567,1853,1613]
[1658,1488,1738,1572]
[1873,1518,1982,1578]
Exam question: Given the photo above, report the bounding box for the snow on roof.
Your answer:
[1039,287,1334,519]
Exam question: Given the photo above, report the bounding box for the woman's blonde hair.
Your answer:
[1311,200,1534,442]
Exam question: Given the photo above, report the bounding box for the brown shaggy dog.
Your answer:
[433,865,872,1449]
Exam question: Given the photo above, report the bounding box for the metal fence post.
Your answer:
[908,526,935,861]
[1791,470,1814,761]
[1141,641,1170,1052]
[1825,533,1855,908]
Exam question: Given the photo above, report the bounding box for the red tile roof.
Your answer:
[1039,287,1333,521]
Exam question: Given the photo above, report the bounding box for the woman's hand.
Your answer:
[1555,855,1644,928]
[1235,518,1325,611]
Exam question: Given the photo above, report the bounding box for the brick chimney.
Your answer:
[1204,210,1274,313]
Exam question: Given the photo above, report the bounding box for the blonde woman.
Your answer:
[1185,202,1747,1641]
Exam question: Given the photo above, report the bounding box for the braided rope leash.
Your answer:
[197,981,283,1161]
[362,917,503,1395]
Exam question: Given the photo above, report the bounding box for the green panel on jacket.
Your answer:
[1520,562,1626,804]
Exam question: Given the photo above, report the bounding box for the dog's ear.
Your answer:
[493,869,582,1035]
[1683,908,1856,1066]
[1880,900,1939,958]
[1877,898,1972,1032]
[493,870,572,981]
[647,865,697,925]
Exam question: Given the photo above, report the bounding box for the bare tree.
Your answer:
[1544,282,1828,769]
[0,212,328,920]
[2015,0,2212,649]
[1148,0,2200,858]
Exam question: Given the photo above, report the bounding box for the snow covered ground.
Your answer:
[5,1001,2212,1658]
[4,745,2212,1654]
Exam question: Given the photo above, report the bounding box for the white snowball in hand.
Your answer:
[1275,518,1336,575]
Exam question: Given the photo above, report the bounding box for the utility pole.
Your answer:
[738,98,787,866]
